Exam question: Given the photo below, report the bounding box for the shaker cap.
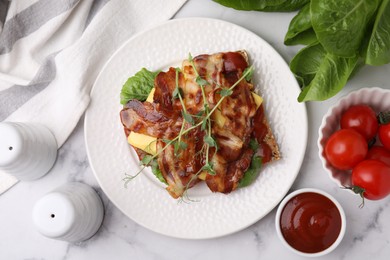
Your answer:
[0,123,24,167]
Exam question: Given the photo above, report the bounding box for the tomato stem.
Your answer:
[378,111,390,125]
[342,185,365,208]
[351,186,365,208]
[368,137,376,149]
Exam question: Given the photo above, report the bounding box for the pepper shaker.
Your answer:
[0,122,57,180]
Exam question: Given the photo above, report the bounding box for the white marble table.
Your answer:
[1,0,390,259]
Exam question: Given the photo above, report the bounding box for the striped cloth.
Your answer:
[0,0,187,193]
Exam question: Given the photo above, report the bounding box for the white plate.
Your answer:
[85,18,308,239]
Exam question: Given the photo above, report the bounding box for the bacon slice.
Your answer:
[156,128,204,198]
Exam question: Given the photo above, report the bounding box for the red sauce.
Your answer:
[252,105,272,163]
[223,52,248,72]
[280,192,342,253]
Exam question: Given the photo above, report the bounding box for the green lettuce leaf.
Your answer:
[120,68,159,105]
[150,158,167,185]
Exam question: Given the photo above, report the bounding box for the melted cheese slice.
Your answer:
[252,92,263,109]
[128,132,157,155]
[129,89,263,155]
[146,88,155,103]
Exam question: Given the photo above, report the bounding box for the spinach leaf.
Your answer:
[213,0,284,10]
[366,0,390,66]
[284,3,318,46]
[311,0,380,57]
[120,68,159,105]
[239,156,262,188]
[239,139,262,188]
[290,43,325,87]
[262,0,309,12]
[249,138,259,151]
[290,43,358,101]
[213,0,308,12]
[285,29,317,46]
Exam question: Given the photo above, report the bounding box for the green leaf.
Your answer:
[196,76,208,86]
[173,141,187,155]
[243,66,254,81]
[141,155,153,166]
[172,87,179,100]
[120,68,159,105]
[249,139,259,151]
[182,111,194,125]
[311,0,380,57]
[172,87,184,101]
[285,29,318,46]
[239,156,262,188]
[290,43,327,87]
[174,141,180,155]
[204,136,217,147]
[195,110,205,117]
[161,138,171,144]
[213,0,309,12]
[284,3,318,46]
[366,0,390,66]
[188,53,193,62]
[180,141,188,150]
[220,88,233,97]
[202,163,216,175]
[290,43,358,102]
[263,0,309,12]
[150,159,167,184]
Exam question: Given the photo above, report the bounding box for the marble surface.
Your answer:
[1,0,390,259]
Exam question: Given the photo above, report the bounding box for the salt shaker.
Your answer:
[0,122,57,180]
[32,182,104,242]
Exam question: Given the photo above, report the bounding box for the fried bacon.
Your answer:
[156,128,205,198]
[120,51,280,198]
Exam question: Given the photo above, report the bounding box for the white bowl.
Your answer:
[318,87,390,187]
[275,188,346,257]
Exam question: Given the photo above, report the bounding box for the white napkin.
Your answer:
[0,0,187,194]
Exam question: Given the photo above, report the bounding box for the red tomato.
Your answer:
[379,123,390,150]
[352,160,390,200]
[325,129,368,170]
[366,146,390,166]
[340,105,378,141]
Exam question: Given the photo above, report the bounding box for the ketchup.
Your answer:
[279,192,342,253]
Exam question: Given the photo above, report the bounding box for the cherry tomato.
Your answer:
[325,129,368,170]
[352,160,390,200]
[366,146,390,166]
[340,105,378,141]
[379,123,390,150]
